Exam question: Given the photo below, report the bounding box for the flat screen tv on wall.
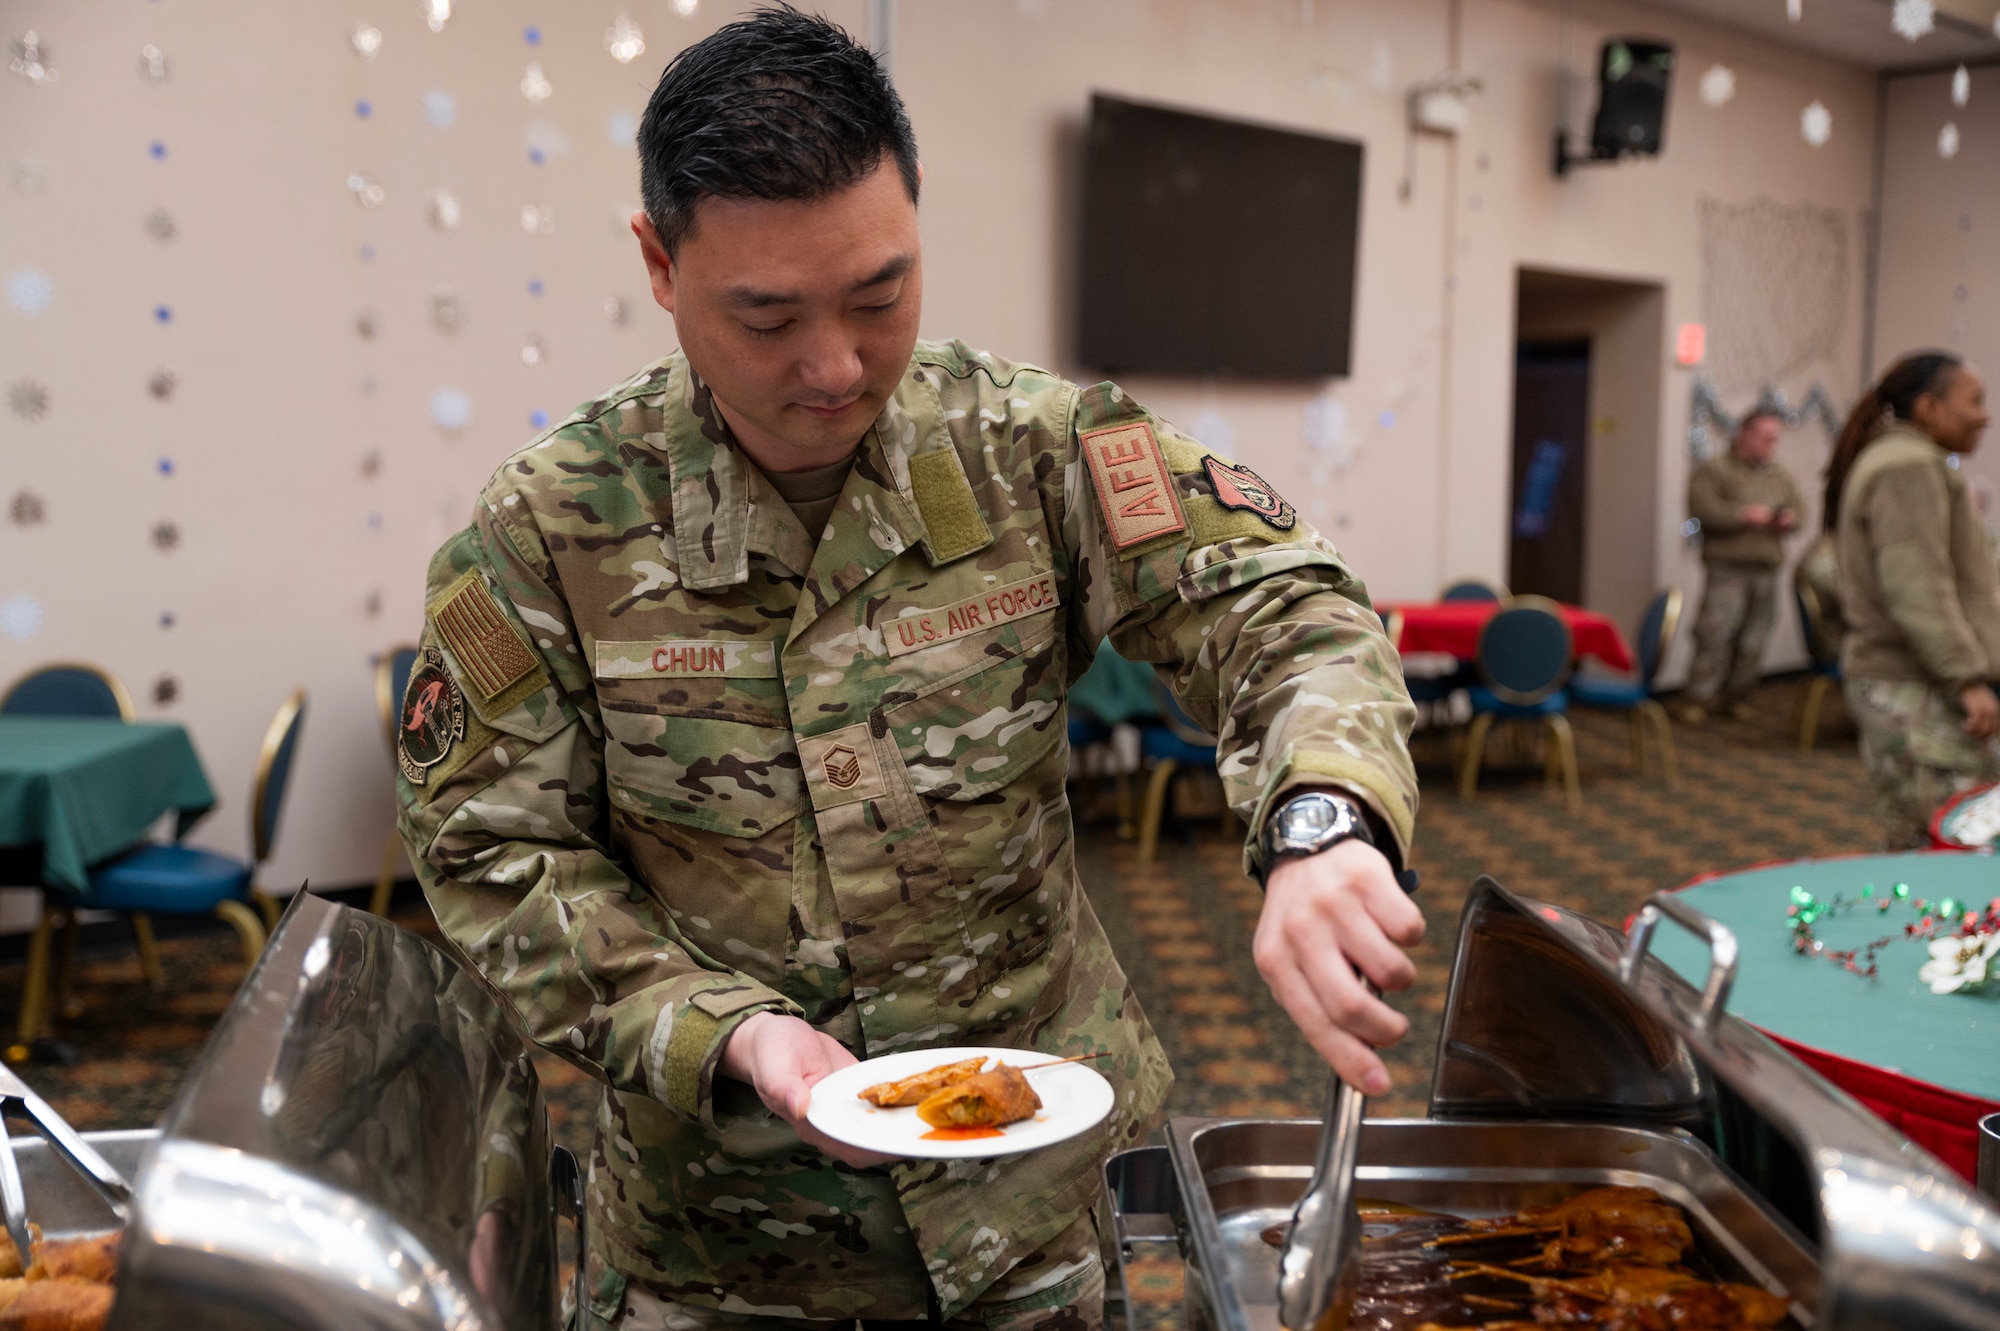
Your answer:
[1078,94,1364,379]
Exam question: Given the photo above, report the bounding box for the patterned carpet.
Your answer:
[0,676,1871,1325]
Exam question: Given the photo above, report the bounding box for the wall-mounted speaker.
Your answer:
[1591,39,1675,158]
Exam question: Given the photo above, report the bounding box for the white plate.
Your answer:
[806,1046,1115,1160]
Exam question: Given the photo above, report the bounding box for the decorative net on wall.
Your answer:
[1699,196,1849,398]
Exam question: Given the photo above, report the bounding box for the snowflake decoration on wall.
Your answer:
[1801,101,1832,147]
[6,267,53,316]
[520,203,556,235]
[1892,0,1936,40]
[673,0,699,16]
[1940,122,1961,158]
[604,295,628,326]
[9,31,56,85]
[422,0,452,34]
[525,121,571,162]
[1699,64,1735,108]
[428,186,461,231]
[347,173,386,209]
[151,521,181,552]
[10,491,45,526]
[152,675,179,706]
[431,287,462,333]
[143,207,177,242]
[351,23,383,59]
[138,44,169,83]
[423,89,456,128]
[606,15,646,63]
[148,367,178,400]
[430,387,472,432]
[7,379,49,421]
[0,596,44,641]
[520,62,552,104]
[520,335,546,368]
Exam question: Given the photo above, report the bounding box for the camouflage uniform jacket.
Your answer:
[394,340,1417,1321]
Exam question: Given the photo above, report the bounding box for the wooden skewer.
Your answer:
[1016,1052,1113,1072]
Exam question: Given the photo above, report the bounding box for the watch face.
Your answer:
[1279,796,1339,839]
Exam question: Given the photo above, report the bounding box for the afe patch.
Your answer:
[1203,456,1296,531]
[433,573,540,703]
[1081,422,1187,553]
[398,646,467,786]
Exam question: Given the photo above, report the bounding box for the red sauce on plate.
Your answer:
[920,1127,1004,1141]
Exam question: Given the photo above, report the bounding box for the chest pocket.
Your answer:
[880,599,1065,800]
[599,674,804,839]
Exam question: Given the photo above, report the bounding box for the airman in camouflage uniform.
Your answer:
[395,341,1416,1324]
[395,9,1420,1328]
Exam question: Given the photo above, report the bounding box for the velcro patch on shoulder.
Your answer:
[1081,421,1187,554]
[430,571,543,705]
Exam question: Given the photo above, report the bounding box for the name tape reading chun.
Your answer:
[594,639,781,679]
[883,573,1062,658]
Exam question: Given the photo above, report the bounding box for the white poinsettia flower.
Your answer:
[1919,932,2000,994]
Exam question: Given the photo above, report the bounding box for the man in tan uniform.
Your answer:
[395,10,1421,1329]
[1680,410,1806,723]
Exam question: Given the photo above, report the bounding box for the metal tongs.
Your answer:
[1276,989,1376,1331]
[0,1065,131,1263]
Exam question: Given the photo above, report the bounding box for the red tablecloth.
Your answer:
[1384,601,1635,673]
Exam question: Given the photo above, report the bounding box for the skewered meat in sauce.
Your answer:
[857,1056,990,1108]
[1262,1186,1789,1330]
[916,1065,1042,1130]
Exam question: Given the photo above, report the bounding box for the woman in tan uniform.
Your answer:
[1827,352,1998,847]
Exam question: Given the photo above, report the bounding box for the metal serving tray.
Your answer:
[1108,1118,1815,1331]
[3,1129,152,1239]
[1105,879,2000,1331]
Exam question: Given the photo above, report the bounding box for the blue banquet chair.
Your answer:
[0,663,135,720]
[13,692,306,1056]
[1569,589,1682,783]
[371,645,420,916]
[1795,584,1843,752]
[1136,677,1223,864]
[1437,576,1511,604]
[1456,597,1581,810]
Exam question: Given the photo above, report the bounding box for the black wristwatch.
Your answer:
[1255,790,1420,893]
[1259,791,1373,873]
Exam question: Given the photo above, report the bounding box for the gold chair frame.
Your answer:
[1795,583,1839,752]
[1619,588,1682,785]
[1457,595,1581,811]
[372,646,420,916]
[0,661,137,722]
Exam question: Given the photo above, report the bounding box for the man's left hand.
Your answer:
[1253,840,1425,1096]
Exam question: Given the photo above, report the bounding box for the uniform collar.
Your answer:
[662,354,960,623]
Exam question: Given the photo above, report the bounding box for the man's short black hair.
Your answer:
[638,5,918,257]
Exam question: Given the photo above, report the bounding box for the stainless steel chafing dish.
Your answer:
[105,892,583,1330]
[1104,878,2000,1331]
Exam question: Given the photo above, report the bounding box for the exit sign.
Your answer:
[1676,323,1707,367]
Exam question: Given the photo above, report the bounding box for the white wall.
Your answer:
[0,0,1889,892]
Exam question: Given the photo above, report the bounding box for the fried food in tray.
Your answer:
[915,1065,1043,1130]
[0,1231,122,1331]
[858,1056,991,1108]
[1263,1185,1790,1330]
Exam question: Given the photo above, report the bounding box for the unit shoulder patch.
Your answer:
[431,571,543,705]
[1202,456,1297,531]
[398,646,467,787]
[1080,421,1187,554]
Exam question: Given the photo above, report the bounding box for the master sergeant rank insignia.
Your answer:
[1203,455,1297,531]
[398,646,467,786]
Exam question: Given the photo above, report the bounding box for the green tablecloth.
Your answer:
[1651,853,2000,1099]
[0,718,216,895]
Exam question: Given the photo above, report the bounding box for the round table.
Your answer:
[1383,601,1635,673]
[1655,852,2000,1180]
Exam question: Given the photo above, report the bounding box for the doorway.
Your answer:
[1511,268,1665,634]
[1508,340,1591,605]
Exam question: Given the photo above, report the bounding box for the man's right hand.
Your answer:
[718,1011,899,1168]
[1740,503,1774,528]
[1961,684,2000,740]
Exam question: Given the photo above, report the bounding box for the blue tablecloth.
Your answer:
[0,718,217,894]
